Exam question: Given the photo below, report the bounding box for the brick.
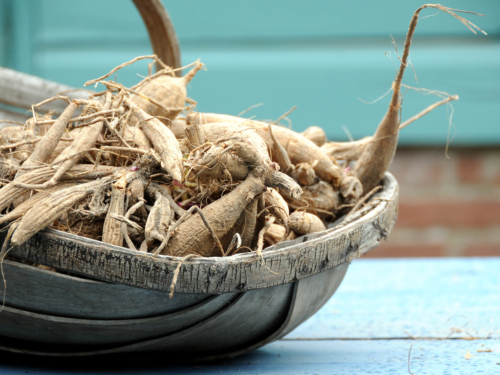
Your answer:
[456,155,482,184]
[363,243,447,258]
[463,244,500,257]
[389,149,443,186]
[397,200,500,228]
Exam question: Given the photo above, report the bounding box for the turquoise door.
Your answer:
[1,0,499,145]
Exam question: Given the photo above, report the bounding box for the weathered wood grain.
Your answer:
[5,173,398,294]
[0,262,347,357]
[0,292,239,346]
[0,259,212,319]
[0,259,497,370]
[288,258,500,340]
[0,67,90,115]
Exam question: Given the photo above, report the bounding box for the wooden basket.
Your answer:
[0,0,399,359]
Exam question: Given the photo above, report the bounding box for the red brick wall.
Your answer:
[366,147,500,257]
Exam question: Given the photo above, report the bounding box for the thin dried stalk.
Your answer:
[256,215,276,255]
[354,4,484,193]
[400,95,458,130]
[84,55,169,87]
[169,254,200,298]
[121,199,145,250]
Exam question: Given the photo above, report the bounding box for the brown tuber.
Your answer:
[187,112,342,188]
[0,9,484,262]
[301,126,326,147]
[289,211,326,235]
[163,173,266,257]
[131,62,203,122]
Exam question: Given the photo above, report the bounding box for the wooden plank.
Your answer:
[6,174,398,294]
[0,259,212,319]
[0,292,239,346]
[0,339,497,373]
[0,0,8,68]
[192,339,500,374]
[7,0,33,74]
[287,258,500,340]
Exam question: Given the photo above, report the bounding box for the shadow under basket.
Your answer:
[0,173,398,359]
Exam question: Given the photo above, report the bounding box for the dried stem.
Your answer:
[131,60,202,91]
[271,106,297,126]
[103,81,184,116]
[399,95,458,130]
[0,120,25,126]
[148,182,186,216]
[169,254,200,298]
[101,146,147,155]
[111,213,143,233]
[355,4,484,193]
[103,118,132,149]
[346,186,382,219]
[256,215,276,255]
[0,138,41,151]
[224,233,242,257]
[84,55,169,87]
[120,199,145,250]
[34,95,71,107]
[35,109,122,125]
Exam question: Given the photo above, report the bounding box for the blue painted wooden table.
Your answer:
[0,258,498,374]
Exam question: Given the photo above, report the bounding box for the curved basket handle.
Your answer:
[132,0,182,75]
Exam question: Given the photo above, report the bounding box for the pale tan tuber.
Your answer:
[289,211,326,235]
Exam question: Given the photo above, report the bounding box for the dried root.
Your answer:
[130,61,203,122]
[102,185,125,247]
[0,11,483,259]
[289,211,326,236]
[11,177,113,246]
[264,224,296,247]
[301,126,326,147]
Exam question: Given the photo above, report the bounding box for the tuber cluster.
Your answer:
[0,5,484,259]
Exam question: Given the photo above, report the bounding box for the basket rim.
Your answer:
[6,173,398,294]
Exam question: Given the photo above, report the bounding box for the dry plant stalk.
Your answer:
[16,102,79,177]
[354,5,484,193]
[163,173,266,257]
